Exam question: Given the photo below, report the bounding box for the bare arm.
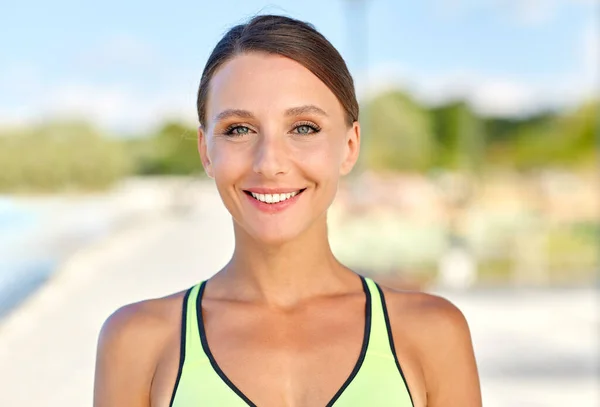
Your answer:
[94,303,164,407]
[420,297,482,406]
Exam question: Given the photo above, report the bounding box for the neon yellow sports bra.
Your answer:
[169,275,414,406]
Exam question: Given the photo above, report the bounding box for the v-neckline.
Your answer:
[196,274,372,407]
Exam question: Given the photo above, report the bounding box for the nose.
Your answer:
[252,131,290,177]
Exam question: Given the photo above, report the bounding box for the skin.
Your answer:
[94,52,482,407]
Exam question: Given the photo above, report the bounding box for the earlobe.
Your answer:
[340,121,361,175]
[197,126,214,179]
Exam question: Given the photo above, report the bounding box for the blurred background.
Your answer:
[0,0,598,406]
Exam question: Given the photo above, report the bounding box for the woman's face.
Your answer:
[199,52,360,245]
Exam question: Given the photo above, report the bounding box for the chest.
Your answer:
[153,296,368,407]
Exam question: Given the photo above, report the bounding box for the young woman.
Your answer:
[94,14,482,407]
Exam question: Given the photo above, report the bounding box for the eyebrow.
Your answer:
[213,104,328,122]
[214,109,255,122]
[284,105,328,118]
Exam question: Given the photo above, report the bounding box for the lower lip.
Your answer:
[244,191,303,213]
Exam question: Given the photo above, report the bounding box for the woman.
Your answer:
[94,14,482,407]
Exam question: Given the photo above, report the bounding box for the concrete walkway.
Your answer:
[437,286,599,407]
[0,190,234,406]
[0,187,598,406]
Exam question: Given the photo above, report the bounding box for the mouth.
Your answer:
[243,188,307,204]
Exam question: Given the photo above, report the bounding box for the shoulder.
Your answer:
[380,285,471,346]
[98,291,186,355]
[380,285,482,405]
[94,290,188,406]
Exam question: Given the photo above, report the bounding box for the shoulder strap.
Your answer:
[364,277,414,405]
[363,277,395,356]
[169,282,206,407]
[182,281,209,365]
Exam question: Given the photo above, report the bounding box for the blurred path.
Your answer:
[438,286,599,407]
[0,190,234,407]
[0,186,598,406]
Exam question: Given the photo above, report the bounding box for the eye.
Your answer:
[292,123,321,135]
[225,125,252,136]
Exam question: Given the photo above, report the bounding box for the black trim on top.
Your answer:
[325,274,372,407]
[168,287,193,407]
[376,283,415,407]
[195,274,372,407]
[196,280,259,407]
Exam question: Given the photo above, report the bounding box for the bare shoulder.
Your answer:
[380,285,482,406]
[98,290,185,346]
[383,286,469,334]
[94,290,187,407]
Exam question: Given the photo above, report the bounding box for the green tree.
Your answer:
[364,91,435,171]
[0,121,131,192]
[430,100,485,172]
[133,122,204,175]
[509,100,598,169]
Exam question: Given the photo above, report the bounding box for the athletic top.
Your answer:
[169,275,414,406]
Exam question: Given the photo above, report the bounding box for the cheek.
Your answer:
[293,137,344,176]
[208,142,248,182]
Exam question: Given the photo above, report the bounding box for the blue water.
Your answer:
[0,197,59,318]
[0,195,121,319]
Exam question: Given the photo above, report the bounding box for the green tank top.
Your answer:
[169,275,414,406]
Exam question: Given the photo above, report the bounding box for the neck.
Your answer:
[215,213,356,308]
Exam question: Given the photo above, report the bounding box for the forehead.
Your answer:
[206,52,344,123]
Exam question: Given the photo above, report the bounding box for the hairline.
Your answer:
[201,50,356,128]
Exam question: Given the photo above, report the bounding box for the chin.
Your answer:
[248,224,304,246]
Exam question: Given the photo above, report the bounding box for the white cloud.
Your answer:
[571,0,598,4]
[432,0,597,25]
[76,34,158,69]
[420,75,567,117]
[43,82,198,134]
[356,63,592,117]
[510,0,560,26]
[0,78,198,134]
[0,34,200,134]
[582,23,600,90]
[0,63,44,99]
[469,79,542,116]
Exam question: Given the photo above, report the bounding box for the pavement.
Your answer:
[0,186,598,407]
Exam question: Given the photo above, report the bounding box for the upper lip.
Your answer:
[244,187,305,194]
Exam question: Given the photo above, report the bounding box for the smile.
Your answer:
[244,188,306,204]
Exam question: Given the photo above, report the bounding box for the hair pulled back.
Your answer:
[196,14,359,127]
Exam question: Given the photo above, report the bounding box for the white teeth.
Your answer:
[250,190,301,204]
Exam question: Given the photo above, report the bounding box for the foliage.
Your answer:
[0,93,596,192]
[128,122,204,175]
[0,121,131,192]
[362,91,597,172]
[429,101,485,171]
[362,91,435,171]
[483,101,598,170]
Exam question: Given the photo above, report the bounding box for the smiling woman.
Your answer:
[93,14,482,407]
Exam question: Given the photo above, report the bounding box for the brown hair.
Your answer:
[196,14,359,127]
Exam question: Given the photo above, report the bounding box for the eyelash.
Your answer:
[223,124,252,136]
[222,121,321,136]
[294,121,321,134]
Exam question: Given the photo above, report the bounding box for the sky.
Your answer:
[1,0,598,134]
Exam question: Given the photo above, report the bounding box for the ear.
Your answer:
[340,121,361,176]
[197,126,214,178]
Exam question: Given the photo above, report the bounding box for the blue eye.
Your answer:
[297,125,312,134]
[225,126,251,136]
[293,123,320,134]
